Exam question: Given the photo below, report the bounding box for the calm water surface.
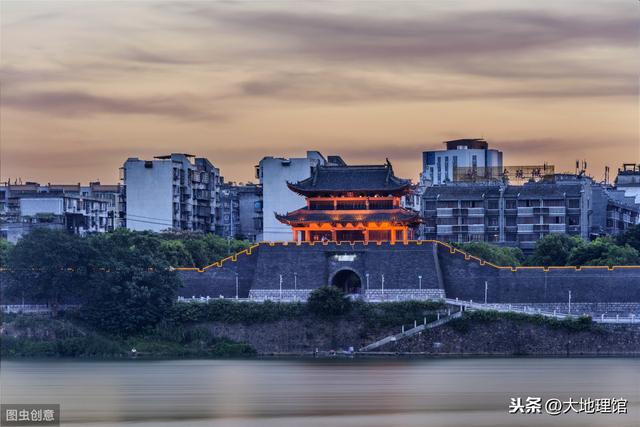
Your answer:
[1,358,639,427]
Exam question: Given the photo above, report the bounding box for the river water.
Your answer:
[1,358,638,427]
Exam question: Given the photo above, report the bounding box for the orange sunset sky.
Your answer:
[1,0,638,185]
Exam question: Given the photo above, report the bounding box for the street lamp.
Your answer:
[279,274,283,301]
[484,281,488,304]
[418,275,422,290]
[568,290,572,315]
[381,273,385,300]
[235,273,239,300]
[294,272,298,291]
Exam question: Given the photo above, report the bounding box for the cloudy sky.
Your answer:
[1,0,638,184]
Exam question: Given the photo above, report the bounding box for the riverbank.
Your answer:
[3,307,640,358]
[0,300,444,358]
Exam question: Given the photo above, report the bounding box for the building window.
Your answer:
[452,156,458,180]
[444,157,449,182]
[437,157,441,183]
[472,155,477,170]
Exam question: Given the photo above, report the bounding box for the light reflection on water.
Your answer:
[1,358,638,427]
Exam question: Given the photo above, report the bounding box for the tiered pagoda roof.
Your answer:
[286,160,411,196]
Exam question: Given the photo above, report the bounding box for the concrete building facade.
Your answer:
[0,182,111,242]
[122,154,221,233]
[237,184,263,242]
[216,182,241,239]
[615,163,640,204]
[257,151,328,241]
[421,174,638,250]
[422,138,503,186]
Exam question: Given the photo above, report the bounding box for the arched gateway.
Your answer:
[330,268,362,294]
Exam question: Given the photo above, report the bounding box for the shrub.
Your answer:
[307,286,352,317]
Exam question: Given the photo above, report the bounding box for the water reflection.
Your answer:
[1,358,638,427]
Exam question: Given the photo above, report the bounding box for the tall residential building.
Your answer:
[421,174,638,250]
[237,183,263,242]
[257,151,328,241]
[422,138,503,186]
[216,182,240,239]
[82,182,123,231]
[121,153,221,232]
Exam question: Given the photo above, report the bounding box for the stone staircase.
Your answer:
[359,310,463,352]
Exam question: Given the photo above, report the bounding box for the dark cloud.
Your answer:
[118,47,210,65]
[1,90,225,121]
[193,6,638,70]
[239,72,636,103]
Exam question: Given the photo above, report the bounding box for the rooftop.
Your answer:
[443,138,488,150]
[287,160,411,196]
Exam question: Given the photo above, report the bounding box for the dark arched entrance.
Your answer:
[331,269,362,295]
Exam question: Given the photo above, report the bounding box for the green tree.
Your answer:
[159,240,194,267]
[307,286,352,317]
[160,232,249,268]
[7,229,93,315]
[526,234,585,266]
[458,241,523,266]
[617,224,640,252]
[0,239,13,267]
[80,234,181,336]
[567,238,640,266]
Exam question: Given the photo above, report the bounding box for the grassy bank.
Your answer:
[1,300,446,358]
[0,313,256,359]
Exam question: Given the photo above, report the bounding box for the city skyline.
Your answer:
[2,0,638,184]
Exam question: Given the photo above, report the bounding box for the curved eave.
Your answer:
[275,209,422,226]
[286,182,412,196]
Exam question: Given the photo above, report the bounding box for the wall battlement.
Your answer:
[176,240,640,305]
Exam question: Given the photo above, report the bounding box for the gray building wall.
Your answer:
[258,151,326,241]
[175,241,640,305]
[237,184,263,241]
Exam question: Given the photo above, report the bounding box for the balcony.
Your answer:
[548,206,566,215]
[436,225,453,234]
[548,224,566,233]
[517,207,534,216]
[436,208,453,217]
[468,207,484,216]
[532,224,549,233]
[517,224,533,233]
[453,207,485,216]
[468,224,485,233]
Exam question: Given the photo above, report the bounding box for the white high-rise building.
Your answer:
[422,138,503,186]
[122,153,221,232]
[257,151,328,241]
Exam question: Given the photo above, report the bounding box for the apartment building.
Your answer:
[0,182,111,242]
[421,174,637,250]
[236,183,263,242]
[256,151,328,241]
[121,153,222,232]
[421,138,503,186]
[216,182,241,239]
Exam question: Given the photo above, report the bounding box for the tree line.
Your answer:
[1,229,249,336]
[456,225,640,267]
